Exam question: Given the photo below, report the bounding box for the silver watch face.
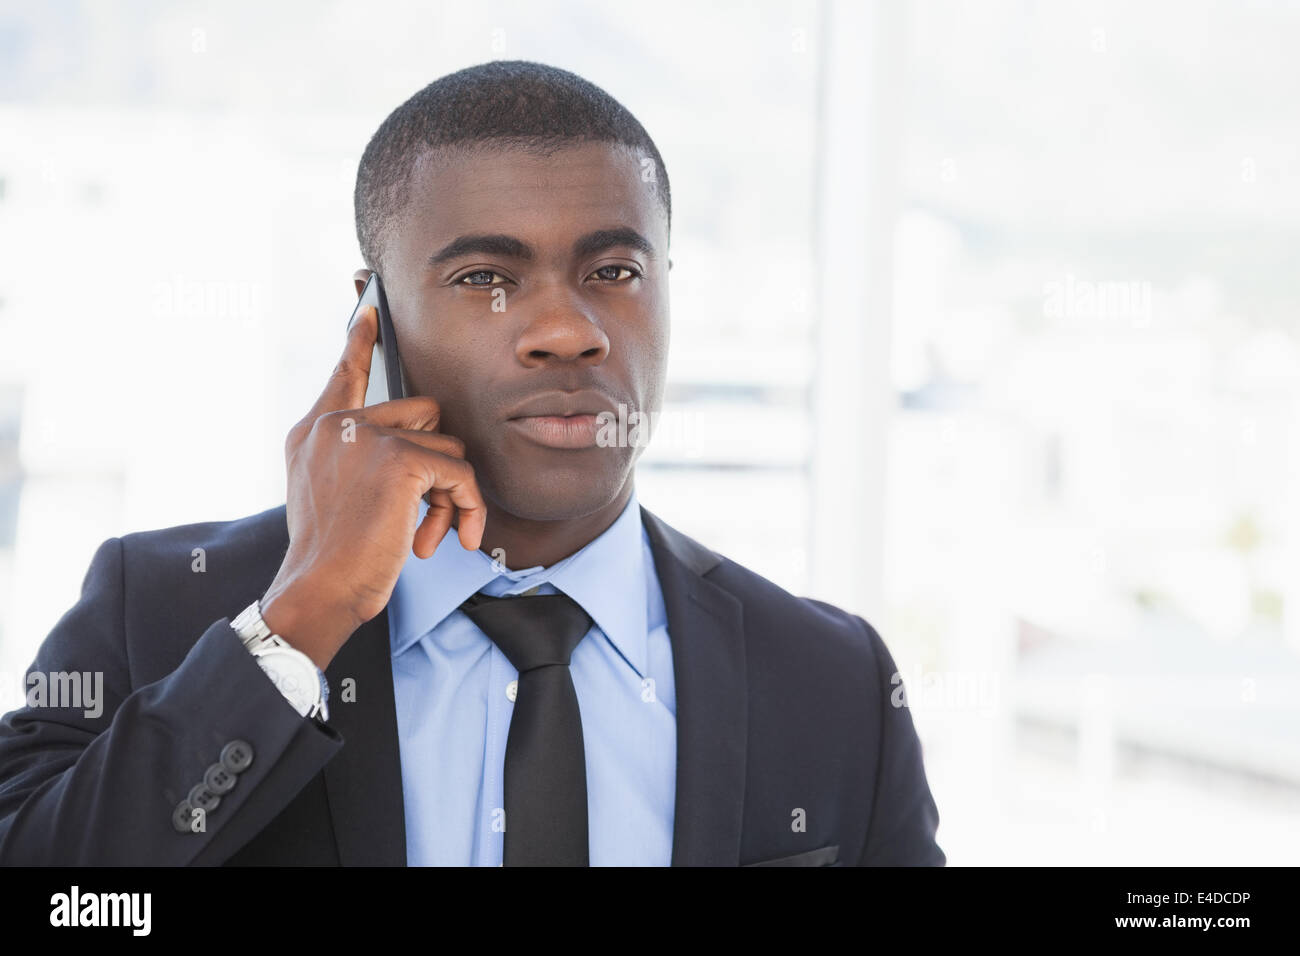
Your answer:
[255,649,319,717]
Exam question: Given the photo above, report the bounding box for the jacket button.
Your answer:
[203,762,238,795]
[219,740,255,773]
[188,783,221,813]
[172,800,196,833]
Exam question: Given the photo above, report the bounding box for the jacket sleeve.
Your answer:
[855,615,947,866]
[0,536,345,865]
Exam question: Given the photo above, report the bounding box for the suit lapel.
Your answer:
[321,608,408,866]
[640,506,748,866]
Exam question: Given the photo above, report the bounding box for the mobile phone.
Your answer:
[348,272,408,406]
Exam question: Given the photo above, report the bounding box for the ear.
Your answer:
[353,267,374,297]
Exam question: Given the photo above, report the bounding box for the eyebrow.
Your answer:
[427,226,657,269]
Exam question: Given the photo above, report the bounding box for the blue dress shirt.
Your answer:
[386,488,677,866]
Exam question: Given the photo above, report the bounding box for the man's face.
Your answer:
[382,140,670,522]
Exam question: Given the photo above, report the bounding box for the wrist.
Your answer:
[260,579,349,671]
[231,599,329,722]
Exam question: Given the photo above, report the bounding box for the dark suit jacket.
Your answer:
[0,503,945,866]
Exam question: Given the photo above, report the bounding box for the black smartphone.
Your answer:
[348,272,408,406]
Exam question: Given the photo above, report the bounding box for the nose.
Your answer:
[514,299,610,368]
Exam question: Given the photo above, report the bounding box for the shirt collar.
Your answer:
[388,489,650,676]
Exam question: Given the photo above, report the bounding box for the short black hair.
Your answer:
[354,59,671,277]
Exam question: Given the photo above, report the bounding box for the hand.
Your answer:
[258,301,487,671]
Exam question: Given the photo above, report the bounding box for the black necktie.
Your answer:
[459,589,593,866]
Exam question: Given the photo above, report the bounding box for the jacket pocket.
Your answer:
[742,844,840,867]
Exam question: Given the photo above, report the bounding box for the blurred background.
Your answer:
[1,0,1297,864]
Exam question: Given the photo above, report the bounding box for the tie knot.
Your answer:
[459,590,593,673]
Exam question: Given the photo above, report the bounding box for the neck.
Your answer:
[455,480,635,570]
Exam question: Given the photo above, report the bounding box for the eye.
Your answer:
[458,269,509,287]
[589,264,643,282]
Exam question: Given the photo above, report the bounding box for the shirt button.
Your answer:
[505,680,517,702]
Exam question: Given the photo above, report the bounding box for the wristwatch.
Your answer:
[230,599,329,722]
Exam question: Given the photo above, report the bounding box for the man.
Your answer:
[0,60,944,866]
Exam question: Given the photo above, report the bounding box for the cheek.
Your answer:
[396,306,489,391]
[400,340,475,419]
[636,320,670,409]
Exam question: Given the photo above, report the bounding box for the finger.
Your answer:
[448,477,487,552]
[373,426,464,459]
[413,488,454,558]
[353,394,443,432]
[394,441,486,551]
[308,303,376,419]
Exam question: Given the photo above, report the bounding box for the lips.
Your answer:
[506,414,604,449]
[505,389,619,421]
[505,390,619,450]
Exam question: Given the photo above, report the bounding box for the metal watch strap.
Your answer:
[231,599,328,722]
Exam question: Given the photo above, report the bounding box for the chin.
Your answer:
[485,453,634,523]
